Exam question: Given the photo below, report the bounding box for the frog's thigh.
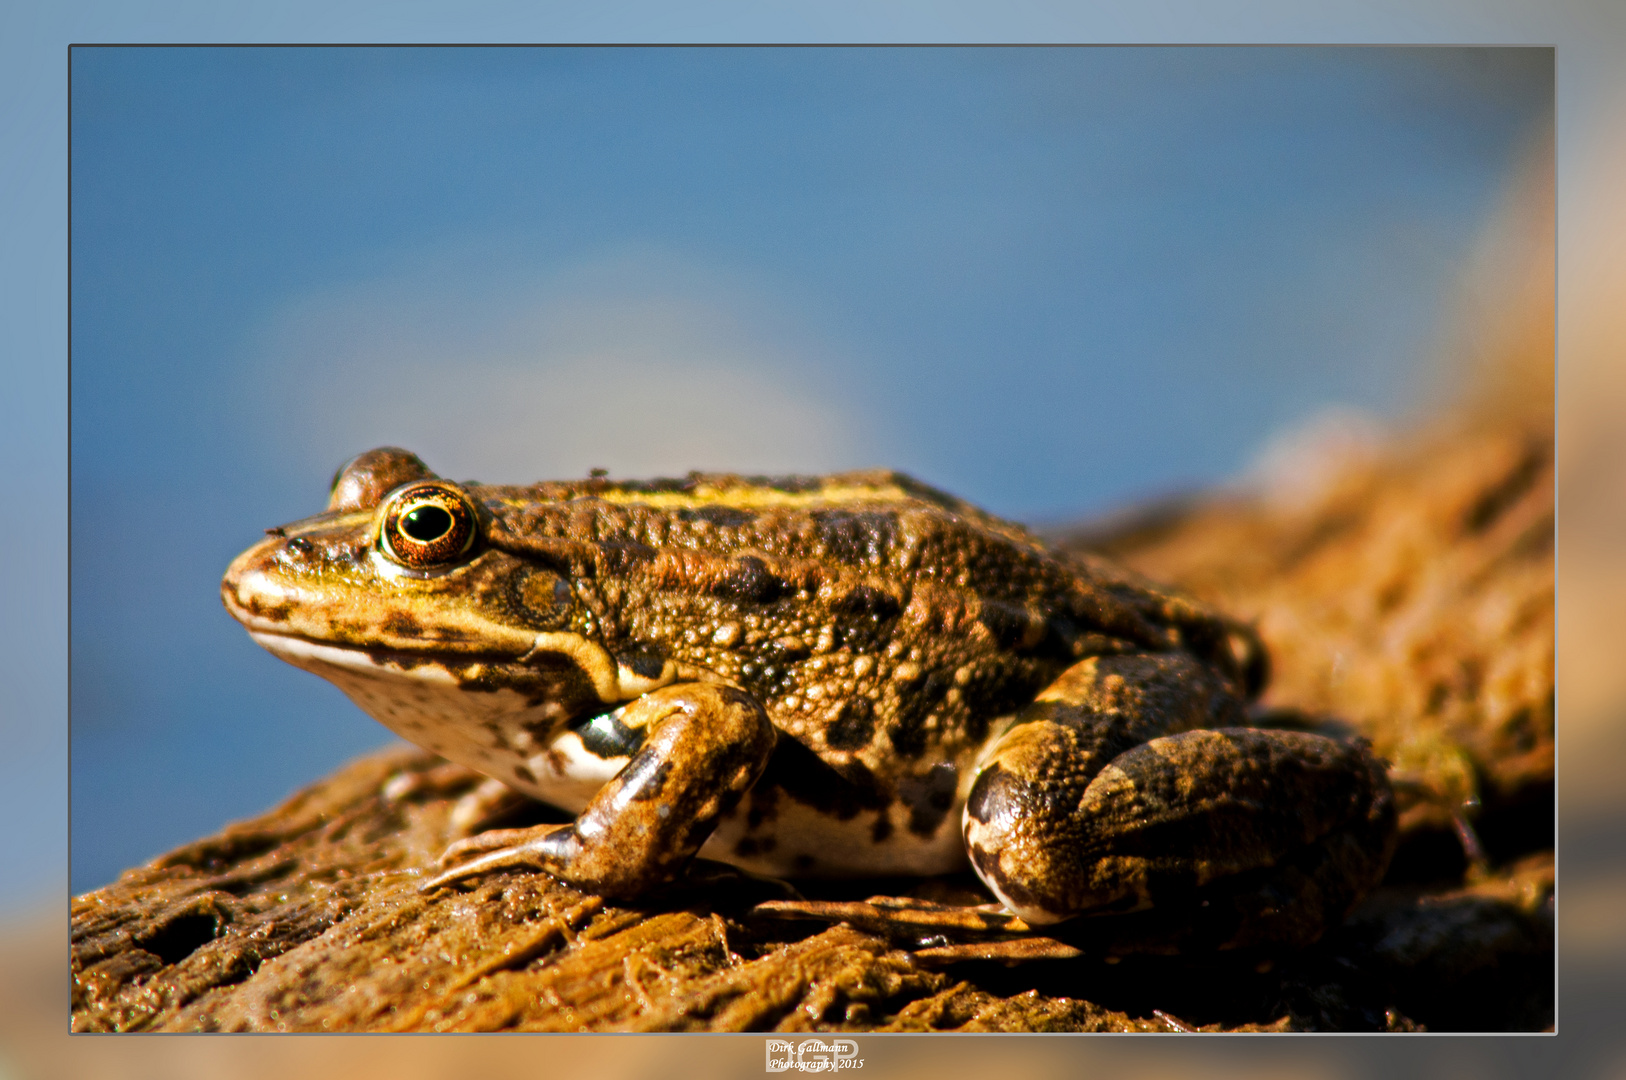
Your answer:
[962,652,1240,921]
[963,654,1393,933]
[430,682,775,899]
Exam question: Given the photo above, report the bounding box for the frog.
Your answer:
[221,447,1396,950]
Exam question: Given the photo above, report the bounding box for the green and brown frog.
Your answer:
[222,447,1395,952]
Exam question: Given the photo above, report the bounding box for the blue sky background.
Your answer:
[66,45,1550,895]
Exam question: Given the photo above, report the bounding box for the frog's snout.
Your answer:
[221,536,300,632]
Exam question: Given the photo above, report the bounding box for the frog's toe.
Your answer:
[422,824,578,892]
[437,823,554,864]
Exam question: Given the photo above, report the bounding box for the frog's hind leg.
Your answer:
[424,683,776,899]
[962,652,1395,947]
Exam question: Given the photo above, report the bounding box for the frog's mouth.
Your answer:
[221,566,563,670]
[243,627,622,702]
[244,630,490,683]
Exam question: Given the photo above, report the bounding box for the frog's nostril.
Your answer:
[287,537,314,555]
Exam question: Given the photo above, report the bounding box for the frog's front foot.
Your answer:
[421,682,776,900]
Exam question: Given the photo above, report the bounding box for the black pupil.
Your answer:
[401,504,454,542]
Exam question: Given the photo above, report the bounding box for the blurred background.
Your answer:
[64,45,1551,897]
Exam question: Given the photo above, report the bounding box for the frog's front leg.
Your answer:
[963,653,1396,948]
[425,683,776,899]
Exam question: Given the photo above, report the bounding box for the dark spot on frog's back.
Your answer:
[834,584,901,620]
[824,698,876,750]
[596,539,657,574]
[887,672,946,759]
[816,510,896,566]
[977,600,1040,650]
[715,555,787,604]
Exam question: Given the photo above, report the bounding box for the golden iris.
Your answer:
[379,482,479,568]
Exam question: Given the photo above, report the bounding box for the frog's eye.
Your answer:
[379,482,480,569]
